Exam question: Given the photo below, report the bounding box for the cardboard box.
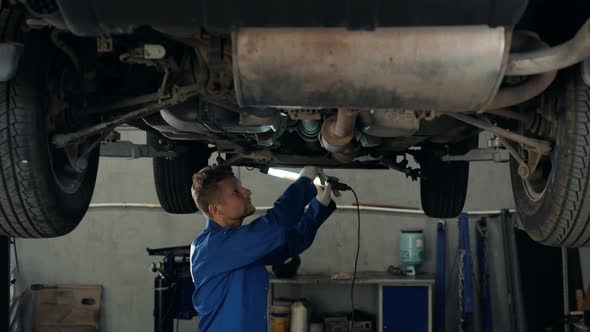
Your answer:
[33,284,102,332]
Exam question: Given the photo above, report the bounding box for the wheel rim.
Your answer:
[520,153,552,202]
[47,141,86,194]
[46,67,88,195]
[516,95,558,204]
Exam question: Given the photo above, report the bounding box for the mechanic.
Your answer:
[189,165,336,331]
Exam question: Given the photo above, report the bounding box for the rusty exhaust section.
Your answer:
[320,109,360,161]
[233,26,508,111]
[320,108,422,160]
[358,109,420,137]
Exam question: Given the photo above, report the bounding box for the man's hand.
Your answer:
[299,166,317,181]
[316,183,332,207]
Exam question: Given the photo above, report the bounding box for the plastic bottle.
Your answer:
[290,301,308,332]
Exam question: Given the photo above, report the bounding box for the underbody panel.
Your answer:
[54,0,527,36]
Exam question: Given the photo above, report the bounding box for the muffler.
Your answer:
[232,26,509,112]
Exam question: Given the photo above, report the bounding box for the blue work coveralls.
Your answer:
[190,177,336,332]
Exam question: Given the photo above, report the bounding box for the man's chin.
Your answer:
[245,205,256,217]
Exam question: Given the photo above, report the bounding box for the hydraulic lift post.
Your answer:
[147,246,197,332]
[1,236,9,332]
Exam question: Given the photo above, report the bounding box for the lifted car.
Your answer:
[0,0,589,247]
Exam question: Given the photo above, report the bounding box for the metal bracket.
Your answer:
[61,130,113,173]
[207,36,231,93]
[444,112,552,179]
[287,109,322,120]
[442,148,510,162]
[221,150,274,166]
[525,150,543,178]
[380,157,421,181]
[498,137,544,179]
[583,57,590,87]
[96,35,113,53]
[445,113,552,154]
[100,141,177,159]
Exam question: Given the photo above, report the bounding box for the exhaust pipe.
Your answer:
[506,17,590,76]
[232,26,509,111]
[484,32,557,111]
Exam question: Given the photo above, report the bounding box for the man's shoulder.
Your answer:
[191,227,230,256]
[191,229,213,255]
[191,232,212,275]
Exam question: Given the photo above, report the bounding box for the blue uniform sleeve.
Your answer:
[203,177,317,274]
[262,198,337,266]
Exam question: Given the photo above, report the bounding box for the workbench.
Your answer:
[269,272,435,332]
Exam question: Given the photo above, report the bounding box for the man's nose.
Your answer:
[244,188,252,197]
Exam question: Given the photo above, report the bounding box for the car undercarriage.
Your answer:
[0,0,589,246]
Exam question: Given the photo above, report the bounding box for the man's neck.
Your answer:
[210,217,242,228]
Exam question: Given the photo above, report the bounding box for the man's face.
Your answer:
[214,176,255,226]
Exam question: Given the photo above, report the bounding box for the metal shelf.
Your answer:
[269,272,435,286]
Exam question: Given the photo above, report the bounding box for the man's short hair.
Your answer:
[191,165,235,217]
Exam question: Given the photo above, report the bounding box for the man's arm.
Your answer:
[201,176,317,274]
[263,177,317,228]
[262,197,336,266]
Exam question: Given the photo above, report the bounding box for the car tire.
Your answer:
[511,66,590,247]
[0,9,100,238]
[153,143,210,214]
[420,157,469,219]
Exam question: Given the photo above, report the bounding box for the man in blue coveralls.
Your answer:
[189,165,336,332]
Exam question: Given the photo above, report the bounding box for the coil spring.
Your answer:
[524,112,554,138]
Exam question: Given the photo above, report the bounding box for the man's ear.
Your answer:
[208,203,221,217]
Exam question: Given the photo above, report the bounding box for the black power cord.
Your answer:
[326,178,361,328]
[350,188,361,329]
